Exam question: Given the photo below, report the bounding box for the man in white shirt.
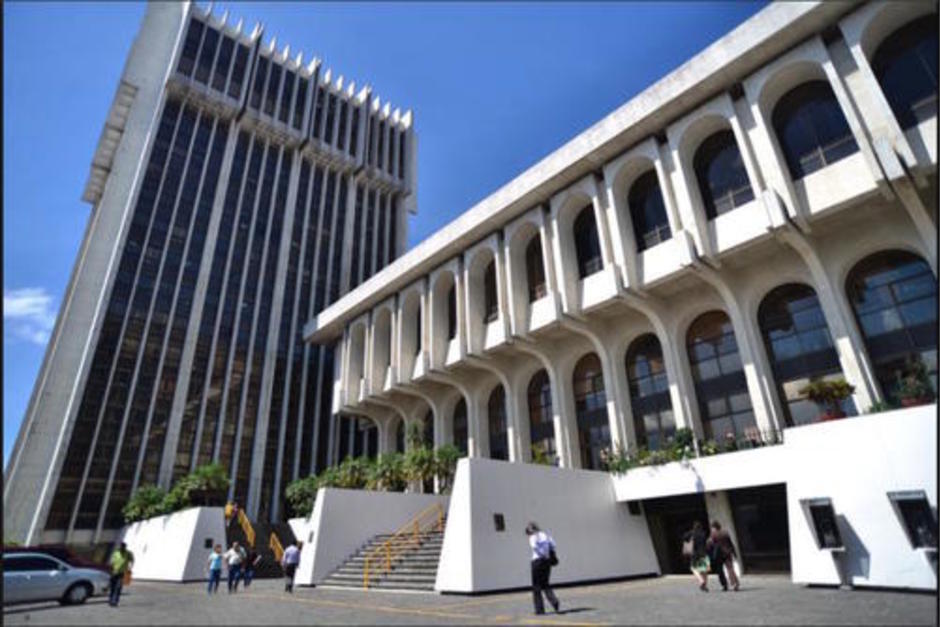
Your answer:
[526,522,561,615]
[224,541,246,593]
[281,541,303,593]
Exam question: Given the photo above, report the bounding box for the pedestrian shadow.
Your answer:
[556,606,593,615]
[2,598,110,615]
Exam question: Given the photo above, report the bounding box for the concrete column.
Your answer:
[693,265,785,434]
[591,173,618,271]
[663,141,712,259]
[778,229,882,410]
[553,363,582,469]
[704,490,745,573]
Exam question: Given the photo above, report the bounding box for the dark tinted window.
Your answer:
[626,334,675,451]
[447,283,457,340]
[574,205,602,279]
[846,250,937,404]
[687,311,757,441]
[4,555,60,571]
[488,386,509,461]
[759,283,848,426]
[693,130,754,218]
[526,235,547,302]
[572,353,610,470]
[527,370,556,462]
[453,398,468,455]
[228,45,250,100]
[772,80,858,179]
[872,16,938,130]
[483,260,498,323]
[177,19,204,77]
[628,171,671,251]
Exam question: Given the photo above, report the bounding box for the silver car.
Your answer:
[3,552,111,605]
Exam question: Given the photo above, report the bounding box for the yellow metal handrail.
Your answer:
[269,532,284,563]
[237,509,256,548]
[363,502,445,589]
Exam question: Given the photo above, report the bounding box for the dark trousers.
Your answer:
[243,567,254,587]
[531,558,559,614]
[712,555,728,589]
[207,569,221,594]
[284,563,298,592]
[108,574,123,606]
[227,564,242,592]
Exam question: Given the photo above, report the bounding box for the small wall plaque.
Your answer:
[493,513,505,532]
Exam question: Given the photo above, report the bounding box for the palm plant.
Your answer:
[434,445,461,494]
[366,453,407,491]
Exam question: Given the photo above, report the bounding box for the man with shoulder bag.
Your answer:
[526,522,562,615]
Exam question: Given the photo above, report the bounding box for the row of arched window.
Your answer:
[412,249,936,469]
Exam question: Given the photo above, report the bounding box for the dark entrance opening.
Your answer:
[641,493,708,574]
[728,483,791,572]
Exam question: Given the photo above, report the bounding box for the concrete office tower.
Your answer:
[4,2,416,546]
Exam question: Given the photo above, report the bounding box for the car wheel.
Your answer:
[62,583,91,605]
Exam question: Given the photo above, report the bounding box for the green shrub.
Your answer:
[530,443,555,466]
[404,446,436,486]
[367,453,407,492]
[285,475,319,517]
[336,456,371,489]
[317,466,342,489]
[434,445,461,494]
[122,484,169,523]
[601,444,633,475]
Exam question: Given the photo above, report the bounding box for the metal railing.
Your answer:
[237,509,256,548]
[269,532,284,564]
[363,502,445,589]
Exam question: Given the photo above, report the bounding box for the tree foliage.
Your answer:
[285,475,319,518]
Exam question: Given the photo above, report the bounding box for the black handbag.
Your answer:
[548,547,559,566]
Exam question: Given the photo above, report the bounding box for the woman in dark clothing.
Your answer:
[682,520,710,591]
[707,520,740,591]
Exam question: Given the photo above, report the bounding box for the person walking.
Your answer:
[682,520,710,592]
[281,540,303,593]
[707,521,740,591]
[107,542,135,607]
[242,549,261,588]
[224,541,246,593]
[525,522,561,615]
[206,544,224,595]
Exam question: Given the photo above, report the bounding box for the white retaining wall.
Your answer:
[435,458,659,593]
[786,406,937,590]
[297,488,449,586]
[119,506,225,582]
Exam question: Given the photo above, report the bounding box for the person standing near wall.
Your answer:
[683,520,710,592]
[242,548,261,588]
[224,541,246,593]
[206,544,223,595]
[707,521,740,591]
[525,522,561,615]
[107,542,135,607]
[281,540,302,593]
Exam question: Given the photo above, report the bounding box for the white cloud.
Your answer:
[4,287,57,346]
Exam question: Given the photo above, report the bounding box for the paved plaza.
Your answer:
[3,575,936,625]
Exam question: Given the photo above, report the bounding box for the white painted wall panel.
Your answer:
[435,458,659,593]
[119,506,226,582]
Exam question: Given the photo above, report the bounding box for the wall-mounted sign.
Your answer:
[887,490,938,550]
[204,538,214,549]
[493,513,505,532]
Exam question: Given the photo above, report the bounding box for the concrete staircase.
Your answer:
[225,517,296,579]
[320,525,445,591]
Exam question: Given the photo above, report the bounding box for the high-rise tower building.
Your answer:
[4,2,416,546]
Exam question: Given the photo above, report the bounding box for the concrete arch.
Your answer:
[857,3,937,60]
[398,287,423,382]
[370,304,394,395]
[429,265,458,370]
[346,319,368,406]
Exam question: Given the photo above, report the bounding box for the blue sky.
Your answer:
[3,1,765,465]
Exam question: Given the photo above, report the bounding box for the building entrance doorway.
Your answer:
[640,493,708,574]
[728,483,790,572]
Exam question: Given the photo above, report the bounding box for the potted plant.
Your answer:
[800,377,855,421]
[896,359,935,407]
